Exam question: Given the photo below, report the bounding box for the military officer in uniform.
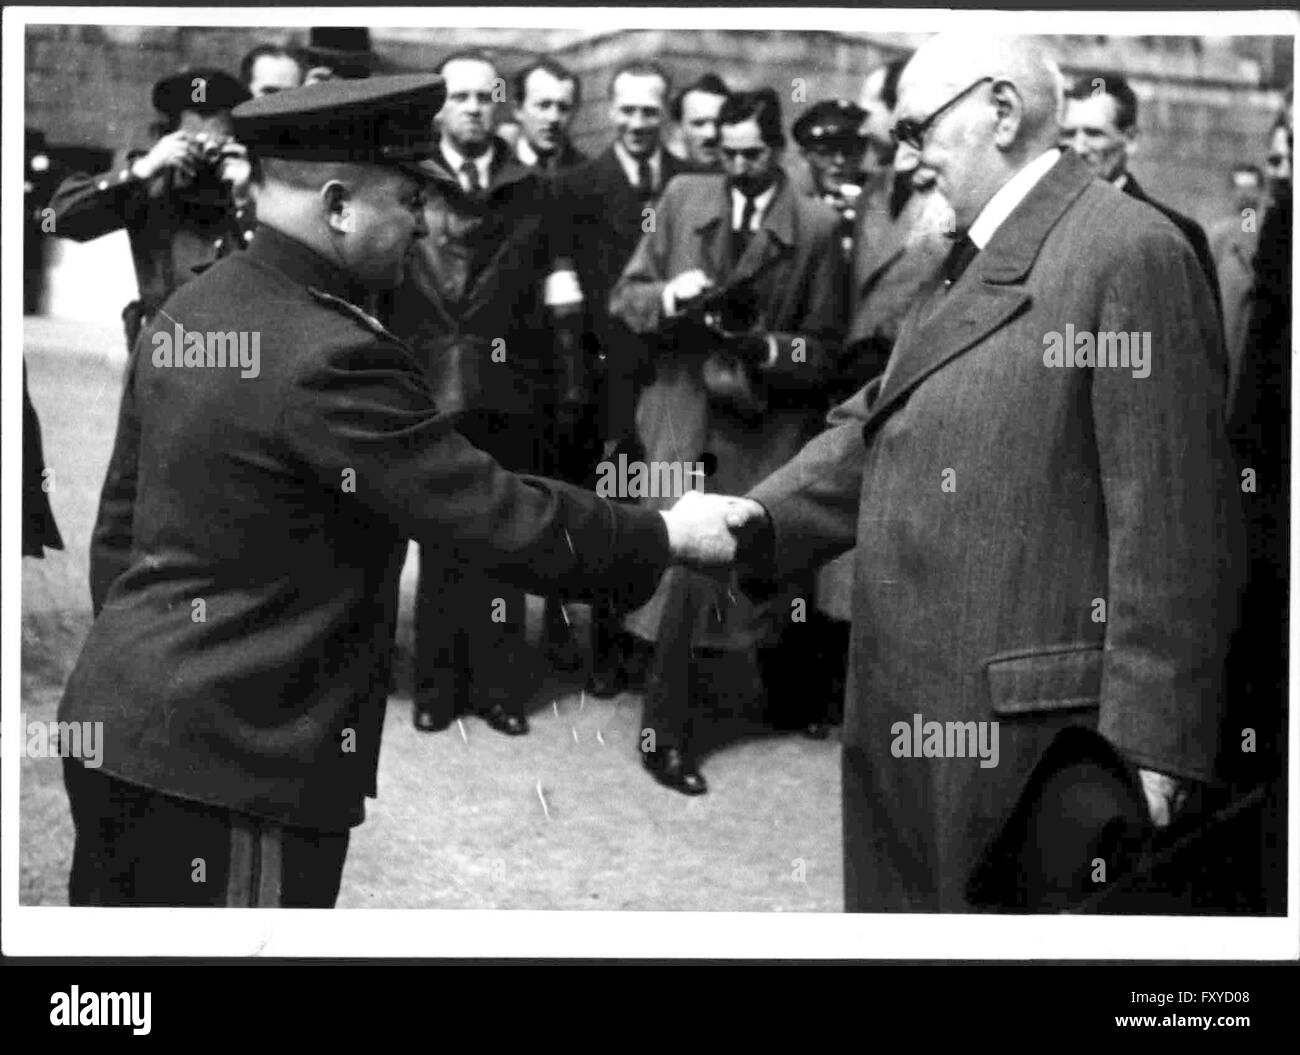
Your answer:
[48,68,255,353]
[792,99,870,259]
[58,74,738,908]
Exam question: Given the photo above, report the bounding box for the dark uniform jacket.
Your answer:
[386,138,559,421]
[555,146,696,443]
[49,147,254,323]
[59,224,670,833]
[747,153,1237,911]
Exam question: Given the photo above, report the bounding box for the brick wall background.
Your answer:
[24,24,1292,232]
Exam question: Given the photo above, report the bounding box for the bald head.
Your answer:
[894,35,1064,230]
[900,36,1063,144]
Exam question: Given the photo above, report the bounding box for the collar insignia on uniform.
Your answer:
[308,286,397,341]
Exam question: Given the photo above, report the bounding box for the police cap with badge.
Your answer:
[231,72,445,176]
[792,98,869,153]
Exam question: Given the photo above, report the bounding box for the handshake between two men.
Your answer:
[657,490,769,568]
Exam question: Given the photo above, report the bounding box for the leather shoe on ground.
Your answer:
[586,666,628,698]
[642,746,708,795]
[413,705,454,733]
[480,703,529,736]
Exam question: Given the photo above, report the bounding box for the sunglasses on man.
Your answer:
[891,76,994,152]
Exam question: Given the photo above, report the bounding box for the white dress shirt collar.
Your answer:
[966,148,1061,249]
[516,135,552,169]
[613,141,662,191]
[441,139,494,192]
[730,181,779,231]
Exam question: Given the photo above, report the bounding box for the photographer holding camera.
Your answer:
[609,89,846,795]
[49,68,255,353]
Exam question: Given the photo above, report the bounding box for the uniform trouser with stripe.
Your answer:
[63,759,349,907]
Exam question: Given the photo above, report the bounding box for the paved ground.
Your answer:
[18,318,843,910]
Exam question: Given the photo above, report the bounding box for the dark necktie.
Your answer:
[734,193,758,264]
[460,159,482,199]
[636,158,654,201]
[942,233,979,289]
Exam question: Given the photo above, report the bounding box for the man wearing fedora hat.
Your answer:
[303,26,378,83]
[49,67,255,353]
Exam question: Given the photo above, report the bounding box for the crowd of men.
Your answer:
[31,30,1291,913]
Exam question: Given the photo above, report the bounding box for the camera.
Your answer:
[189,132,231,181]
[678,283,762,340]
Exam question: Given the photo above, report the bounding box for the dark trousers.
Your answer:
[414,409,548,718]
[415,558,530,718]
[641,570,712,753]
[641,569,831,755]
[63,759,349,908]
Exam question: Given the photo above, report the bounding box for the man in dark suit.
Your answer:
[1209,164,1264,405]
[386,50,569,738]
[610,89,845,794]
[512,56,587,174]
[670,73,730,170]
[1223,108,1291,914]
[58,74,735,908]
[716,36,1238,911]
[555,61,696,697]
[302,26,377,83]
[1060,71,1223,344]
[239,42,305,98]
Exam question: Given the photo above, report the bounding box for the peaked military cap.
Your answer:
[231,73,445,173]
[153,68,251,118]
[792,99,869,150]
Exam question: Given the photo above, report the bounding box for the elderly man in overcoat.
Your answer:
[719,36,1239,910]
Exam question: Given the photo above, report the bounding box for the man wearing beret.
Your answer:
[58,74,738,908]
[49,68,255,354]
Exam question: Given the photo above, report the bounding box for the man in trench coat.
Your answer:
[718,37,1239,910]
[610,89,845,794]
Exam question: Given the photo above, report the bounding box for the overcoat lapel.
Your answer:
[862,152,1096,430]
[693,177,797,287]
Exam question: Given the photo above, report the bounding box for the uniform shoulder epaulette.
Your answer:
[308,286,405,345]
